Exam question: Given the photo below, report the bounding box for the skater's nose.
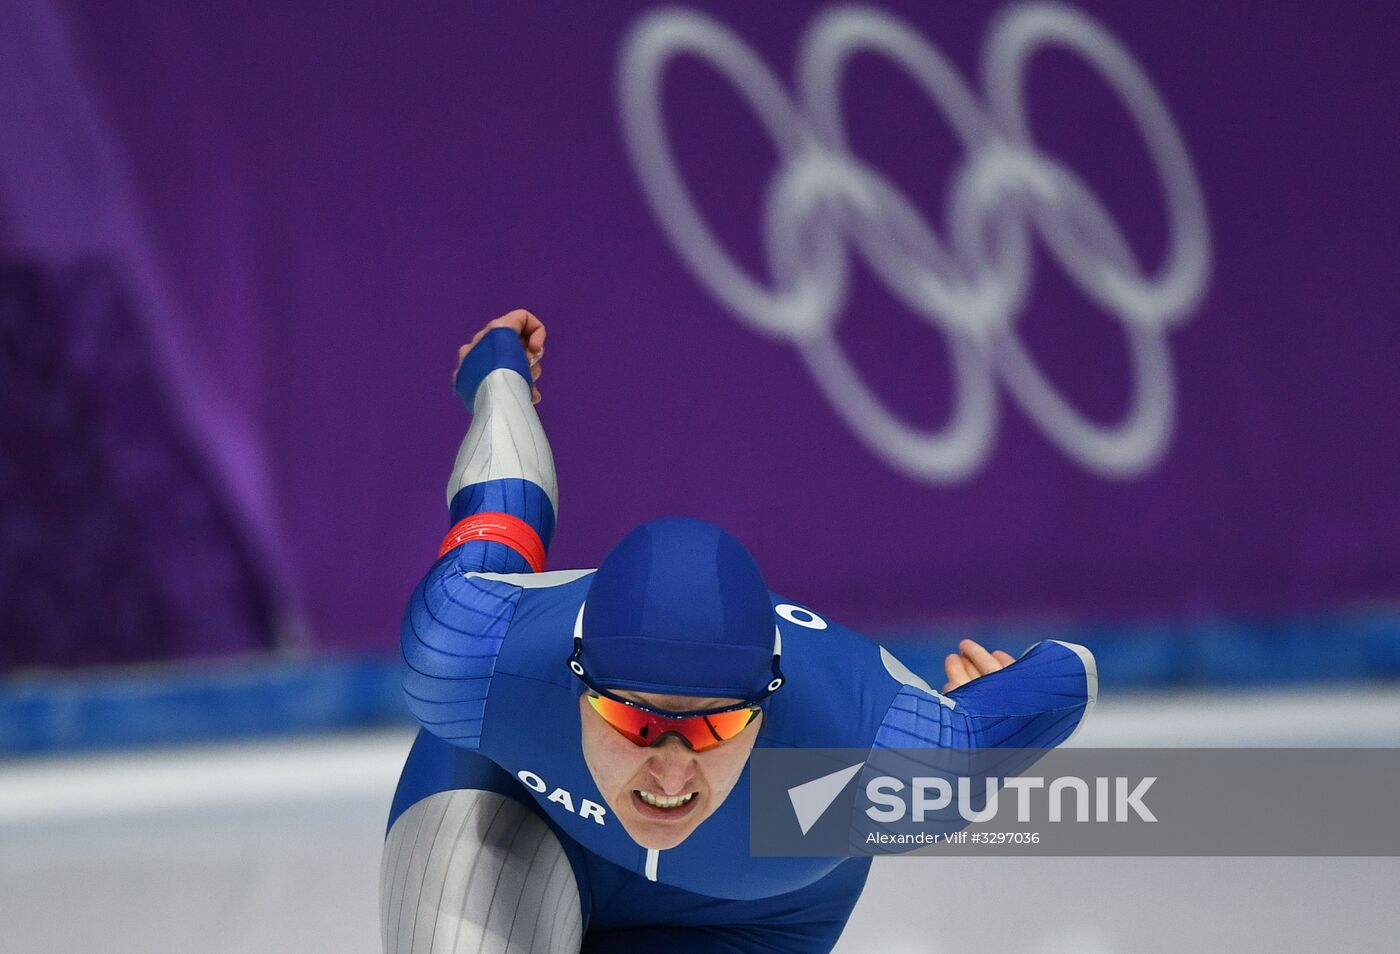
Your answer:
[645,736,697,796]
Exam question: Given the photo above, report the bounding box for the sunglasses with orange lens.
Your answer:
[585,692,760,752]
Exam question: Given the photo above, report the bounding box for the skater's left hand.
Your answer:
[943,639,1015,692]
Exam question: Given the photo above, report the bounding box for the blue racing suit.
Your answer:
[388,327,1097,951]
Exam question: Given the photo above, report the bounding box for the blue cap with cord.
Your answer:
[568,516,784,702]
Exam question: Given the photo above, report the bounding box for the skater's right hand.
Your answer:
[454,309,546,404]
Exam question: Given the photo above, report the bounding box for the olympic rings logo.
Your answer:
[617,3,1211,481]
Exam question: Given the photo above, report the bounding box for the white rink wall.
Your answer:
[3,688,1399,954]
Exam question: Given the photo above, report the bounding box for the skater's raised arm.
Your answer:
[439,309,554,575]
[400,309,555,749]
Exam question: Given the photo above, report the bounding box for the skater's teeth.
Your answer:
[636,790,695,809]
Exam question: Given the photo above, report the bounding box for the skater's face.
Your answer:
[579,690,763,850]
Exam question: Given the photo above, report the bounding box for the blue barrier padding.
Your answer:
[882,608,1400,692]
[0,656,411,756]
[2,610,1398,755]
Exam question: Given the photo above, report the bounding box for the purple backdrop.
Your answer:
[6,0,1396,661]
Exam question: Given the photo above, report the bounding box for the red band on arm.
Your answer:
[438,512,547,572]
